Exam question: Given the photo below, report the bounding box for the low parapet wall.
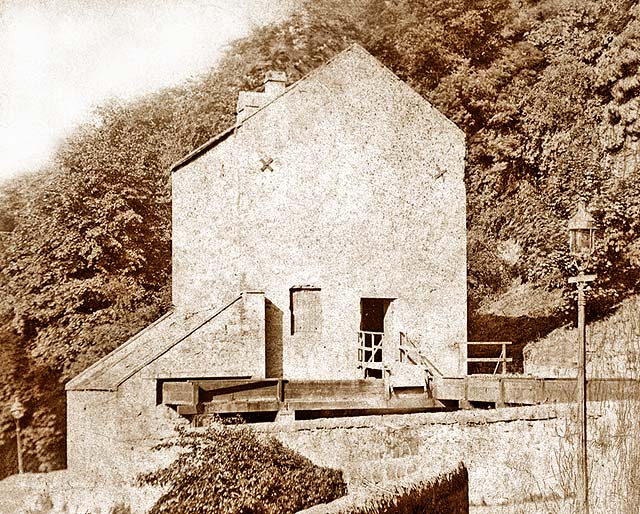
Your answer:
[297,463,468,514]
[17,401,634,512]
[256,405,570,506]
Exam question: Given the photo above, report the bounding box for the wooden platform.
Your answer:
[162,375,640,419]
[163,378,443,417]
[434,376,640,406]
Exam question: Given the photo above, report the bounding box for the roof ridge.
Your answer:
[170,43,370,173]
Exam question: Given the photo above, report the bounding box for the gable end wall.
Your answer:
[172,47,466,377]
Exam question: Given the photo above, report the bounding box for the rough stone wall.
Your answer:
[43,401,640,512]
[172,45,467,379]
[67,384,184,480]
[256,405,570,506]
[297,463,469,514]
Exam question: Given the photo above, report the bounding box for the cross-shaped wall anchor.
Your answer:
[260,156,274,172]
[433,166,448,180]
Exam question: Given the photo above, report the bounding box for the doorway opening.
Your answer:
[358,298,393,378]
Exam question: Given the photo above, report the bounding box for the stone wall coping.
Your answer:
[296,462,468,514]
[252,404,570,434]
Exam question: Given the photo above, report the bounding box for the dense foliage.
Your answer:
[2,0,640,473]
[139,421,347,514]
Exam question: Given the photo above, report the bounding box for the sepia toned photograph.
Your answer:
[1,1,639,512]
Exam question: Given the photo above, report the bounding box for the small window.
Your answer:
[290,287,322,335]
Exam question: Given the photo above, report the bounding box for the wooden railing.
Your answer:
[466,341,512,375]
[399,332,442,379]
[358,331,384,365]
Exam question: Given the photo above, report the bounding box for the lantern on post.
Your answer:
[9,398,26,474]
[568,201,596,266]
[567,201,596,514]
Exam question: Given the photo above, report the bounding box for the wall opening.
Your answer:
[290,287,322,336]
[359,298,394,378]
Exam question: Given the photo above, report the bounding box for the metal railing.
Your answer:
[466,341,512,375]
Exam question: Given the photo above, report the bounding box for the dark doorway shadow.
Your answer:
[265,299,283,378]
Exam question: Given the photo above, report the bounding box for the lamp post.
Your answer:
[568,202,596,514]
[9,398,26,474]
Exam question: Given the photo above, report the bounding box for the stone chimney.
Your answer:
[236,71,287,123]
[263,71,286,96]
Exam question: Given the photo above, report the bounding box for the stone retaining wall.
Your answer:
[297,463,469,514]
[255,405,571,506]
[12,402,634,512]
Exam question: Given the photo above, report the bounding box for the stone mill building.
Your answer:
[66,44,467,474]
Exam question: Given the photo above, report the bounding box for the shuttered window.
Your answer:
[290,288,322,335]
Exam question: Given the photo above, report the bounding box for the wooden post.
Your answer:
[384,367,392,400]
[465,346,468,376]
[576,278,589,514]
[15,419,23,474]
[538,378,546,404]
[569,272,595,514]
[501,342,507,375]
[458,376,473,410]
[277,379,284,403]
[497,378,505,408]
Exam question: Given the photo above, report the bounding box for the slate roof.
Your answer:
[66,295,243,391]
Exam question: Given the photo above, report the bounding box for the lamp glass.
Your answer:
[570,228,594,256]
[9,399,25,420]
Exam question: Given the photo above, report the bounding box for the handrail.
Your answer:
[466,341,512,375]
[466,341,512,345]
[399,332,443,378]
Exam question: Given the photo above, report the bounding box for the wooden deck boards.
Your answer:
[187,378,437,415]
[164,376,640,418]
[434,376,640,405]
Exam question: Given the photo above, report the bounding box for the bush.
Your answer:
[139,418,347,514]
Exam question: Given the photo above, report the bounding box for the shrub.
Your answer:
[139,419,347,514]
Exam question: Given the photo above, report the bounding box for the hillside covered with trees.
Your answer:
[2,0,640,473]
